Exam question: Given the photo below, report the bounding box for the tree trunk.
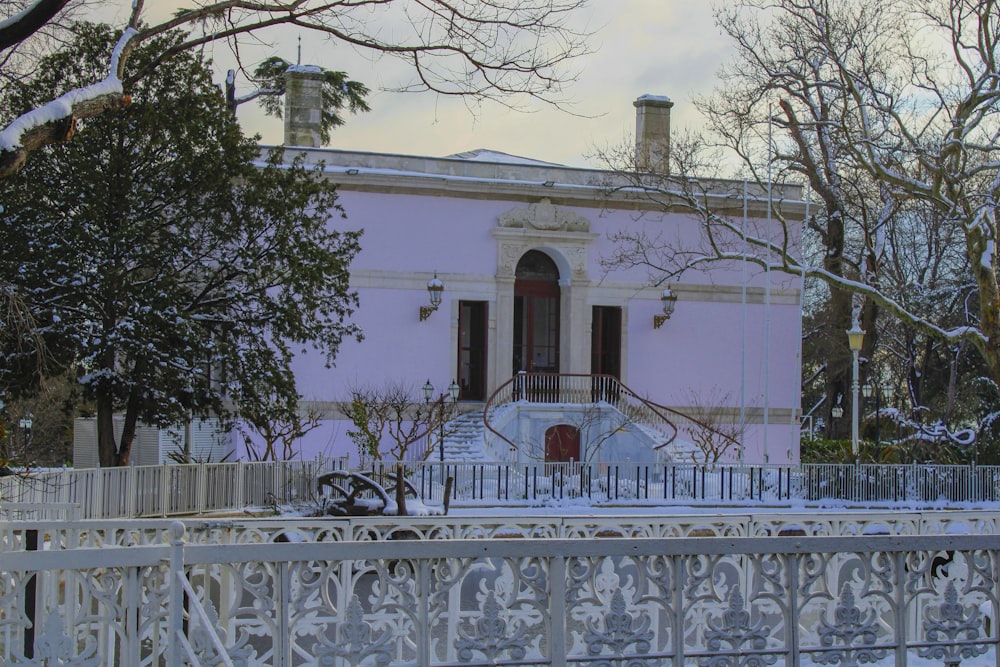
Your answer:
[96,392,116,467]
[114,390,141,466]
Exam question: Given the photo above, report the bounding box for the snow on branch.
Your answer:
[0,0,70,50]
[0,27,138,178]
[0,0,590,178]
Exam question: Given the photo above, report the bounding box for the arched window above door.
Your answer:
[515,250,560,281]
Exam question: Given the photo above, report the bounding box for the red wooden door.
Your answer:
[545,424,580,462]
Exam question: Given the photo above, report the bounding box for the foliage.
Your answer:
[799,439,853,464]
[241,57,370,145]
[345,382,442,462]
[0,23,361,466]
[1,370,86,467]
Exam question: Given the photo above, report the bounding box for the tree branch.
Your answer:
[0,0,71,50]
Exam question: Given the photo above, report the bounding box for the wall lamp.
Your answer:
[420,273,444,321]
[653,287,678,329]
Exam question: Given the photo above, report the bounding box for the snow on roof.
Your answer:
[447,149,565,167]
[636,93,673,104]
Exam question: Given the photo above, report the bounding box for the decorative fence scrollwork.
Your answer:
[2,521,1000,666]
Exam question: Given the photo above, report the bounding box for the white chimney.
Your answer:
[283,65,325,147]
[634,94,673,174]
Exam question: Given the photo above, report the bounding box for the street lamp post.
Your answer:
[862,381,875,444]
[846,322,865,463]
[18,413,32,465]
[423,380,460,462]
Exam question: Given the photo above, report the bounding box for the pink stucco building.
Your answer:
[69,81,805,469]
[277,79,806,466]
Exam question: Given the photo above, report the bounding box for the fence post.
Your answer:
[21,528,38,658]
[159,464,169,517]
[197,463,207,514]
[167,521,186,667]
[786,553,800,666]
[893,551,907,665]
[672,555,685,667]
[60,467,71,505]
[550,555,567,667]
[237,461,246,508]
[95,468,105,520]
[443,477,454,515]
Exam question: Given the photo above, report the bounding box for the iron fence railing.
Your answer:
[3,459,1000,519]
[3,518,1000,666]
[384,460,1000,508]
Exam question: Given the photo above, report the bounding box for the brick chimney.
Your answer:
[634,94,673,174]
[283,65,325,147]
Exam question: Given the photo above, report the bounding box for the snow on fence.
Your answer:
[2,516,1000,666]
[2,460,1000,520]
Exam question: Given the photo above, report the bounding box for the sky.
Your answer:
[103,1,733,168]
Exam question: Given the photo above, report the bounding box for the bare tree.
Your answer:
[239,405,324,462]
[600,0,1000,437]
[0,0,591,178]
[679,388,746,466]
[345,382,449,463]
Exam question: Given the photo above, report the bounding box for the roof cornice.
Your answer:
[265,145,807,217]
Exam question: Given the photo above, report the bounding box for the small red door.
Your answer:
[545,424,580,462]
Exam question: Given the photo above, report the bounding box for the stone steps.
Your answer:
[439,411,489,461]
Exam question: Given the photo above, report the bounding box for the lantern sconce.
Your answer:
[653,287,678,329]
[420,273,444,321]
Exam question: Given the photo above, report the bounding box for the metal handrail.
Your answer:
[482,373,684,456]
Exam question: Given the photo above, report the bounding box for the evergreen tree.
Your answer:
[227,56,370,146]
[0,23,362,466]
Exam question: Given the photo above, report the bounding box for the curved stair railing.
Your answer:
[483,373,744,461]
[482,373,687,460]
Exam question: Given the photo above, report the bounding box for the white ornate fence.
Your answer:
[2,514,999,666]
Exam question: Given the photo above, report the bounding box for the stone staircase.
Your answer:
[655,435,705,464]
[437,408,704,464]
[438,410,489,461]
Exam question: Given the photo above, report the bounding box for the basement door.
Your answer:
[545,424,580,462]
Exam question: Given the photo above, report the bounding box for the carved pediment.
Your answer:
[497,198,590,232]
